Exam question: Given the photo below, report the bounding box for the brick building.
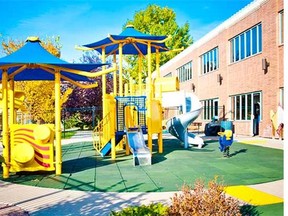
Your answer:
[159,0,284,137]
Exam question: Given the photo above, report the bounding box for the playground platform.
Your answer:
[0,131,284,215]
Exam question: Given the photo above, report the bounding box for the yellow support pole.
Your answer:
[129,77,133,96]
[9,79,15,124]
[119,43,123,96]
[110,95,116,160]
[55,70,62,175]
[2,69,9,178]
[111,136,116,160]
[125,135,130,155]
[147,42,153,152]
[156,48,160,78]
[102,47,106,118]
[158,133,163,153]
[113,53,117,96]
[155,48,163,153]
[124,83,129,96]
[138,55,142,95]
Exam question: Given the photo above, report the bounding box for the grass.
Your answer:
[61,130,77,139]
[255,203,284,216]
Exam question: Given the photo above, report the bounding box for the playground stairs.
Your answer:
[93,95,148,158]
[92,113,125,157]
[92,112,117,157]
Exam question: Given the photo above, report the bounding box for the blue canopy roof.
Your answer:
[0,37,107,81]
[82,25,170,55]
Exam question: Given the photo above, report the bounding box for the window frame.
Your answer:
[176,61,193,82]
[230,23,262,63]
[279,10,284,45]
[231,92,262,121]
[201,98,219,121]
[200,47,219,75]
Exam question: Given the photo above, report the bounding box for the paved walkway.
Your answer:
[0,131,284,215]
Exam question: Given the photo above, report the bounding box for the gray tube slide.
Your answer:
[166,108,204,148]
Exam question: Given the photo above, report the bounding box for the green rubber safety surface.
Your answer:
[1,138,283,193]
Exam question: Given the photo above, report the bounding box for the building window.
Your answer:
[201,98,219,120]
[279,87,284,108]
[176,61,192,82]
[230,23,262,63]
[279,10,284,45]
[200,47,219,74]
[231,92,261,121]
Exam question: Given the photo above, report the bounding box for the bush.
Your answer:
[111,177,242,216]
[110,203,169,216]
[63,113,83,129]
[168,176,241,215]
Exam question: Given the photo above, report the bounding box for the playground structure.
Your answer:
[82,25,203,164]
[0,37,117,178]
[163,91,204,148]
[0,88,25,111]
[0,26,203,177]
[0,89,56,172]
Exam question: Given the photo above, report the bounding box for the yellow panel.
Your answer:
[150,100,162,133]
[34,125,51,143]
[0,90,25,110]
[10,124,55,172]
[225,185,283,206]
[154,76,179,93]
[12,143,34,164]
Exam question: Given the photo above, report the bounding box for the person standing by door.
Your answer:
[253,102,260,136]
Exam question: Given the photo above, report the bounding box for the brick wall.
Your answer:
[160,0,284,137]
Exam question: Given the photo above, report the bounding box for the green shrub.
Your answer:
[61,130,76,139]
[168,176,241,215]
[110,203,169,216]
[63,113,84,129]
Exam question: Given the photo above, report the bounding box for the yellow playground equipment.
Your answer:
[1,27,181,177]
[9,124,55,172]
[1,89,55,172]
[0,87,25,111]
[81,25,182,162]
[0,36,117,178]
[92,76,179,161]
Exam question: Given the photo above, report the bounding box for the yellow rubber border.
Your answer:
[224,185,283,206]
[238,140,267,145]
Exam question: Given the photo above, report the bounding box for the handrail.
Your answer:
[92,112,112,153]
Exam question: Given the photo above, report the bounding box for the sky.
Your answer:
[0,0,254,62]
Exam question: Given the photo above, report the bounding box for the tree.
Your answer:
[1,36,61,56]
[1,36,69,123]
[62,51,114,128]
[124,4,193,81]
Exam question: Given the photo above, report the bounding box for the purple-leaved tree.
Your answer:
[62,51,114,129]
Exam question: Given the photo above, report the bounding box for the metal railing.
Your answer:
[92,112,112,153]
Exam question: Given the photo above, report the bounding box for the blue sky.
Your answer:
[0,0,254,62]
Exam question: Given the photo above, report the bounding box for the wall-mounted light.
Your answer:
[262,58,270,74]
[217,74,223,85]
[191,83,195,92]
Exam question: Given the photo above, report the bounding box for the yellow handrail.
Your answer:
[92,112,112,153]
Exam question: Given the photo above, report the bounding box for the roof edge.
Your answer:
[160,0,268,72]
